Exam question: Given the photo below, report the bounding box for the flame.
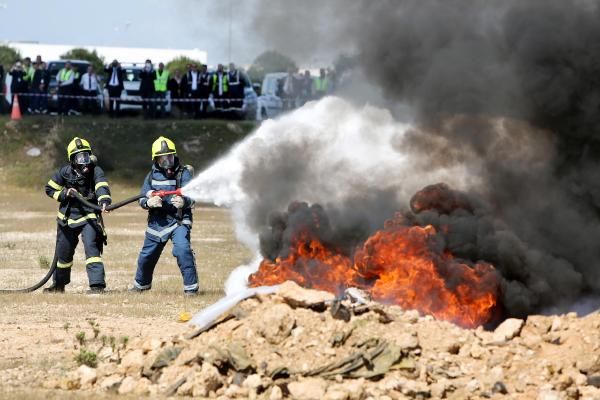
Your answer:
[249,213,501,329]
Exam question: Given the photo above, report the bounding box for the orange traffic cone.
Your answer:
[11,95,22,120]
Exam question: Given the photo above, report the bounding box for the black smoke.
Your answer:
[247,0,600,317]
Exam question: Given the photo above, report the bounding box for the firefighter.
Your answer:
[130,136,199,295]
[44,137,111,293]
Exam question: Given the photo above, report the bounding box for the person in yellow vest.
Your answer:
[313,68,329,99]
[23,57,35,113]
[57,61,75,115]
[211,64,229,112]
[154,62,169,118]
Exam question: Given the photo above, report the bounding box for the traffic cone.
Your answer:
[11,95,22,120]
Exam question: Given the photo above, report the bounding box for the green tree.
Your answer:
[60,48,105,76]
[166,56,204,76]
[0,45,22,70]
[247,50,297,84]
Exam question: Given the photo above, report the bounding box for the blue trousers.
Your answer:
[134,225,198,292]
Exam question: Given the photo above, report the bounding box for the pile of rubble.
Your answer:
[47,282,600,399]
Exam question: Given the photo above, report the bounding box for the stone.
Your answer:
[466,379,480,393]
[401,380,431,397]
[278,280,335,308]
[288,378,328,400]
[269,385,283,400]
[550,317,562,332]
[396,332,419,350]
[117,376,137,395]
[100,374,122,392]
[537,389,563,400]
[254,303,296,344]
[120,349,145,374]
[493,318,525,342]
[134,378,152,395]
[76,365,97,387]
[243,373,262,390]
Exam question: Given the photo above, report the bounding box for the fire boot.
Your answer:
[43,283,65,293]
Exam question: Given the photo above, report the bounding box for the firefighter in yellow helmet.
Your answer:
[44,137,111,293]
[130,136,198,295]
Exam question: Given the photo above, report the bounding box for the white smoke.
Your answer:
[183,97,478,294]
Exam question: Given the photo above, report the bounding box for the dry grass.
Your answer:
[0,181,253,396]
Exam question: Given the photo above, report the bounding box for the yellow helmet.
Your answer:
[151,136,177,160]
[67,137,92,160]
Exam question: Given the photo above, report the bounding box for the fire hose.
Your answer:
[0,189,183,293]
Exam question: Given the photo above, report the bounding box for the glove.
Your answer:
[67,188,79,198]
[146,196,163,208]
[171,195,185,209]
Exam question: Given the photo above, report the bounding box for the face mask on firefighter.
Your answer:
[157,154,175,169]
[74,152,91,166]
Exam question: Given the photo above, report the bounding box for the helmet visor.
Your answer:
[74,152,91,166]
[157,154,175,169]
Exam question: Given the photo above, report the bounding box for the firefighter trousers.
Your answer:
[53,222,106,288]
[134,225,199,292]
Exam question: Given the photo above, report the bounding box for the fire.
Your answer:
[249,194,501,328]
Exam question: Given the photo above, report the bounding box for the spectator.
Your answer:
[153,62,169,118]
[104,60,124,117]
[300,70,313,105]
[9,61,28,114]
[211,64,229,112]
[199,64,211,117]
[182,63,201,117]
[80,65,100,115]
[282,66,301,110]
[167,69,185,117]
[71,65,82,115]
[139,59,155,118]
[0,63,5,114]
[31,61,50,114]
[327,68,338,94]
[313,68,329,99]
[21,57,35,113]
[57,61,75,115]
[228,63,245,112]
[35,55,42,65]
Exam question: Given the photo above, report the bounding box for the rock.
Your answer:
[550,317,562,332]
[254,303,296,344]
[401,380,431,398]
[134,377,152,395]
[76,365,97,387]
[537,389,563,400]
[117,376,137,395]
[100,374,122,392]
[243,373,262,390]
[493,318,525,342]
[579,386,600,400]
[588,375,600,388]
[200,362,223,393]
[491,381,508,394]
[120,349,145,374]
[269,385,283,400]
[466,379,480,393]
[278,280,335,308]
[324,386,350,400]
[288,378,327,400]
[396,332,419,350]
[141,337,163,352]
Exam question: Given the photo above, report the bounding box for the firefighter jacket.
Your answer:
[138,164,194,242]
[45,165,112,228]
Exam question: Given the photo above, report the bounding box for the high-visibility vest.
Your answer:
[59,69,73,82]
[212,73,229,93]
[25,66,35,82]
[314,77,329,92]
[154,70,169,92]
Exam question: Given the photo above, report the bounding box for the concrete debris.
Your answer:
[39,282,600,399]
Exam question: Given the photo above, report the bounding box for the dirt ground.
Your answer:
[0,179,252,399]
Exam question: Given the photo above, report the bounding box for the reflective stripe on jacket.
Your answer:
[139,165,194,242]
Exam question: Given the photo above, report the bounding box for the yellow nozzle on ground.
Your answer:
[178,311,192,322]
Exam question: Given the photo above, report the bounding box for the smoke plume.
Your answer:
[186,1,600,317]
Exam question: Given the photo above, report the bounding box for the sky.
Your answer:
[0,0,264,65]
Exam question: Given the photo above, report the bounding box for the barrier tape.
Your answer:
[10,92,247,103]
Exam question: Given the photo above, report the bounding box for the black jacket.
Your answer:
[32,69,51,92]
[104,66,124,91]
[167,78,184,98]
[139,69,155,96]
[45,165,112,228]
[10,70,28,93]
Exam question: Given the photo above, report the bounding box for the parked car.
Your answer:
[103,64,172,114]
[46,60,103,112]
[4,60,103,113]
[256,72,287,120]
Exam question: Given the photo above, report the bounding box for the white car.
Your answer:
[104,64,171,113]
[256,72,287,120]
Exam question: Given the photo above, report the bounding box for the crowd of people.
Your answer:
[0,53,340,119]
